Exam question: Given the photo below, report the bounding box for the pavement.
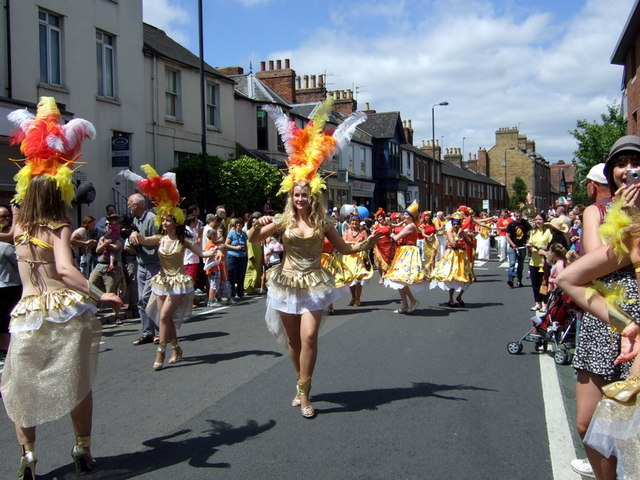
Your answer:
[0,255,591,479]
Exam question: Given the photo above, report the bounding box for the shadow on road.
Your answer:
[181,331,230,342]
[172,349,283,368]
[312,381,496,414]
[40,419,276,479]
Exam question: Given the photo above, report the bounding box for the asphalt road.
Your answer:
[0,258,585,479]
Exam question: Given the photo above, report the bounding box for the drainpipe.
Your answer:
[151,54,158,169]
[4,0,12,98]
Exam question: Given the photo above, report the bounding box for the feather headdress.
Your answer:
[7,96,96,206]
[119,164,185,226]
[263,97,366,196]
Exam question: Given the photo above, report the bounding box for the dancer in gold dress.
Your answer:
[0,97,122,479]
[122,165,216,371]
[249,98,376,418]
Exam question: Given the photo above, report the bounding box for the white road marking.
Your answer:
[539,354,581,480]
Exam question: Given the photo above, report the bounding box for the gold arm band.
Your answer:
[253,223,262,230]
[634,261,640,273]
[608,305,634,334]
[87,281,105,304]
[358,237,375,252]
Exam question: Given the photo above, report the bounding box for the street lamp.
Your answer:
[462,136,466,164]
[431,101,449,209]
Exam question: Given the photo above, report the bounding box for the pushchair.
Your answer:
[507,288,577,364]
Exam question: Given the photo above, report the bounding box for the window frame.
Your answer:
[206,82,220,128]
[38,9,63,86]
[165,68,182,121]
[96,29,116,99]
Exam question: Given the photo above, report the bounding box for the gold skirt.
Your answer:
[1,293,101,427]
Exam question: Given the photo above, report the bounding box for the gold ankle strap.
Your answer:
[169,340,180,349]
[296,379,312,395]
[156,343,167,353]
[75,436,91,448]
[20,443,35,455]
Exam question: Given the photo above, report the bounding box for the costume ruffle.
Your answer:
[383,245,428,290]
[150,272,195,296]
[585,394,640,479]
[321,251,354,289]
[1,306,101,427]
[341,250,373,285]
[9,288,97,333]
[265,264,341,345]
[429,248,473,292]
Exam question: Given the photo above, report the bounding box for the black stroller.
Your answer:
[507,288,577,364]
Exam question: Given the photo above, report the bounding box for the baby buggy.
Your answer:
[507,288,577,364]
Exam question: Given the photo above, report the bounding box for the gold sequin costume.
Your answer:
[1,227,101,428]
[584,377,640,479]
[265,218,342,344]
[146,236,195,329]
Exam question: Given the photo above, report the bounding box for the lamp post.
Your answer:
[431,101,449,209]
[198,0,208,213]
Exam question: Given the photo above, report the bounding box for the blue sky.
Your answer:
[143,0,636,164]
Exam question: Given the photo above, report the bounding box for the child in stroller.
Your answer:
[507,287,578,364]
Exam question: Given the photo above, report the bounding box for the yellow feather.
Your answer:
[12,163,32,205]
[141,164,159,178]
[599,197,633,262]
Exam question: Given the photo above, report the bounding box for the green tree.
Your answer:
[569,101,626,204]
[172,154,283,215]
[509,176,528,210]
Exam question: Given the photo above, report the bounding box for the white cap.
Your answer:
[583,163,607,184]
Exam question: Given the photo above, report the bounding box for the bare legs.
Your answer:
[576,370,617,480]
[280,310,322,417]
[153,294,184,370]
[15,390,94,478]
[349,284,363,306]
[398,286,417,312]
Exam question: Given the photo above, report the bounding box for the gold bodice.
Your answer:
[158,236,189,276]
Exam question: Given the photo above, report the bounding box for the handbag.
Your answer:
[539,279,548,295]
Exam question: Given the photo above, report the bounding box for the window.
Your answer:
[257,108,268,150]
[165,68,181,120]
[96,30,116,98]
[39,10,62,85]
[206,83,219,127]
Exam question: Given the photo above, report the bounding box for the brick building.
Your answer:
[611,0,640,134]
[549,160,576,205]
[469,127,551,210]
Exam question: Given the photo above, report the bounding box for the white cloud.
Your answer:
[142,0,193,47]
[269,0,634,162]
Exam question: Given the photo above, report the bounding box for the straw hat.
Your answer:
[545,217,569,234]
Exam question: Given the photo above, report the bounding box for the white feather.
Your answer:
[117,169,145,185]
[262,104,295,154]
[61,118,96,155]
[46,135,65,153]
[162,172,178,186]
[333,111,367,154]
[7,109,35,133]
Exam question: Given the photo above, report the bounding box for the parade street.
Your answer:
[0,259,585,480]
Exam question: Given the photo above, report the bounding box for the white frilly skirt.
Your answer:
[265,264,341,346]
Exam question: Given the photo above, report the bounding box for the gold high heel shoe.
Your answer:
[153,342,166,371]
[168,340,183,365]
[17,443,36,480]
[71,436,97,475]
[296,379,315,418]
